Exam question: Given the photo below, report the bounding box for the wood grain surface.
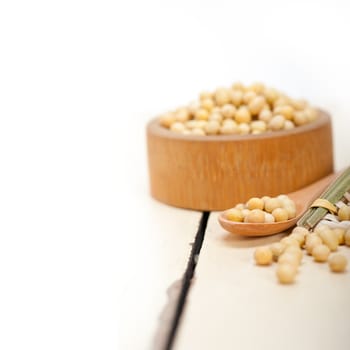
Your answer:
[117,199,201,350]
[147,111,334,211]
[174,212,350,350]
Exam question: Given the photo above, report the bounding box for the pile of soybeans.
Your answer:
[158,82,318,136]
[224,188,350,284]
[254,225,349,284]
[254,199,350,284]
[225,194,296,223]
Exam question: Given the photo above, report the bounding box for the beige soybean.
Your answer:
[318,228,339,252]
[284,245,303,263]
[194,108,209,121]
[345,229,350,246]
[226,208,244,222]
[200,98,215,112]
[276,263,297,284]
[252,126,267,134]
[281,204,296,218]
[305,107,318,121]
[268,115,285,131]
[261,195,271,203]
[231,89,243,107]
[294,111,308,126]
[175,108,191,122]
[209,112,224,123]
[264,198,282,213]
[249,82,265,93]
[185,120,198,129]
[235,106,252,123]
[292,99,307,110]
[306,232,321,240]
[243,91,257,104]
[204,120,220,135]
[170,122,186,133]
[270,242,285,260]
[232,82,245,90]
[250,120,267,133]
[214,88,231,106]
[159,113,176,128]
[254,246,273,265]
[199,91,213,101]
[305,235,322,255]
[249,96,266,115]
[191,128,206,136]
[313,225,329,235]
[284,120,295,130]
[274,105,294,120]
[220,122,239,135]
[234,203,245,210]
[188,100,200,115]
[263,87,278,104]
[280,236,300,247]
[278,252,300,266]
[338,205,350,221]
[328,254,348,272]
[277,194,291,203]
[272,208,289,222]
[245,209,266,223]
[333,228,345,245]
[237,123,251,134]
[246,197,264,210]
[312,244,330,262]
[258,109,273,122]
[274,96,290,107]
[289,232,305,247]
[221,104,236,119]
[241,208,250,218]
[264,212,275,223]
[291,226,309,237]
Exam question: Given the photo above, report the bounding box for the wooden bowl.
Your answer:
[146,110,334,211]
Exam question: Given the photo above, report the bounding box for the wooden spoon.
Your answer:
[218,173,337,236]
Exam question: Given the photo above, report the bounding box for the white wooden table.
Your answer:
[119,202,350,350]
[117,102,350,350]
[2,2,350,350]
[175,212,350,350]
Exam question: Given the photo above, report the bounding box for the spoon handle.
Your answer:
[289,173,336,205]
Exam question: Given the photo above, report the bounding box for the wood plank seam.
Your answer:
[153,211,210,350]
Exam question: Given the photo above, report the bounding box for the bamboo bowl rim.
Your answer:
[147,109,330,142]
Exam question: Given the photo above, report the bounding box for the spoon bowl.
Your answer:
[218,173,337,236]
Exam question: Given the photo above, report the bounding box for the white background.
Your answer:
[1,1,350,349]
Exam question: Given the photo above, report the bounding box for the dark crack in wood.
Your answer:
[152,211,210,350]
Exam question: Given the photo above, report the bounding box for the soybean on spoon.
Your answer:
[218,173,336,237]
